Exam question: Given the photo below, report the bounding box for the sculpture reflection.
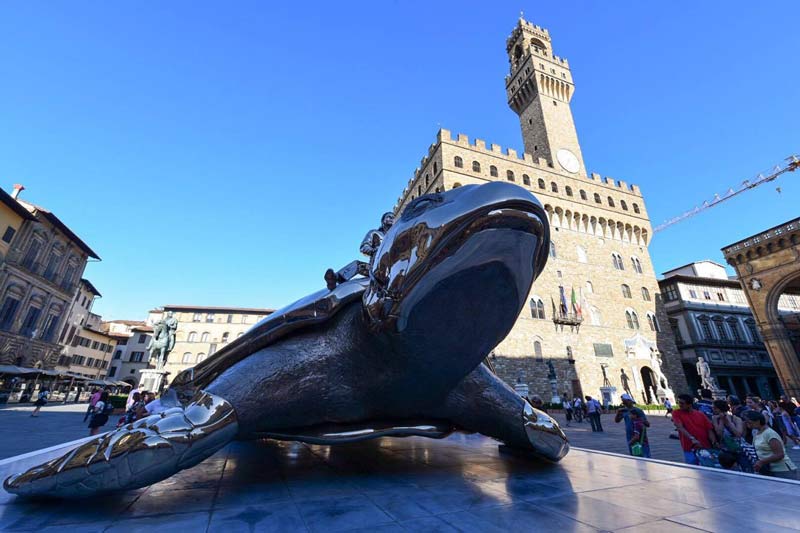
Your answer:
[5,181,568,499]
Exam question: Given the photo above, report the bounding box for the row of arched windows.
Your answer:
[625,309,660,332]
[186,331,233,343]
[452,156,641,214]
[695,314,759,344]
[612,253,643,273]
[181,352,207,364]
[621,284,651,301]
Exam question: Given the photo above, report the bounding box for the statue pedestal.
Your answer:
[514,382,529,398]
[139,369,170,394]
[599,386,617,408]
[549,379,561,405]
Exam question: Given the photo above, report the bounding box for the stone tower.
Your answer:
[506,17,585,177]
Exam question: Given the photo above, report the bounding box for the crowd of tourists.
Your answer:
[81,388,167,436]
[668,390,799,479]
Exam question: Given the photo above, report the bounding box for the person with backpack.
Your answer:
[88,391,114,435]
[30,388,49,417]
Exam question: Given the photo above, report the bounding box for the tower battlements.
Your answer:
[422,129,641,195]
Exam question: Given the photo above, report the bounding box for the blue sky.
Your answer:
[1,2,798,320]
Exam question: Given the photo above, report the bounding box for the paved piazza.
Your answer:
[1,421,799,532]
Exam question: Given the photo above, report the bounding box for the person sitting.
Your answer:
[672,393,718,465]
[744,410,798,480]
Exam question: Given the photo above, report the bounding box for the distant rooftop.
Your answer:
[160,305,275,314]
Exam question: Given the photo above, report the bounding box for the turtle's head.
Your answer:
[364,182,549,372]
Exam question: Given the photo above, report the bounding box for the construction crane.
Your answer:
[652,155,800,233]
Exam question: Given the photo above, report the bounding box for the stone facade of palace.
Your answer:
[149,305,274,381]
[394,17,689,405]
[0,185,100,370]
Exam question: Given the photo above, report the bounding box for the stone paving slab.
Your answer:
[1,432,799,532]
[0,403,94,459]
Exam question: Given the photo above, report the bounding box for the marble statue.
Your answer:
[696,356,718,391]
[5,182,568,499]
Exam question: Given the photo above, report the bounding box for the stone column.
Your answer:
[761,323,800,399]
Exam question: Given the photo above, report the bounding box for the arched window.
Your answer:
[472,161,481,172]
[576,246,587,263]
[537,178,545,189]
[417,186,421,196]
[490,165,498,177]
[507,170,515,182]
[626,310,640,330]
[607,196,615,207]
[549,242,557,258]
[187,331,197,342]
[594,193,601,204]
[579,190,587,201]
[621,284,631,299]
[452,182,462,189]
[551,182,558,193]
[647,313,661,332]
[585,280,593,294]
[633,203,640,214]
[182,352,192,363]
[196,353,207,363]
[534,340,543,361]
[620,200,628,211]
[631,256,643,274]
[454,156,463,168]
[565,186,573,197]
[221,332,229,342]
[522,174,530,185]
[530,298,545,319]
[641,287,651,301]
[425,175,429,187]
[200,332,209,343]
[612,253,624,270]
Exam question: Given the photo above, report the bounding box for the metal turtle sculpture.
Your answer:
[4,181,568,498]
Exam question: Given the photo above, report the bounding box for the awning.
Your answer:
[0,365,41,375]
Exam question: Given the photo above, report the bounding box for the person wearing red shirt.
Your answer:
[672,393,718,465]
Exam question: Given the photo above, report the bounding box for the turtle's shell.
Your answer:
[170,278,368,391]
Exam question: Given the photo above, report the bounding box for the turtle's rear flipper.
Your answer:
[3,391,238,499]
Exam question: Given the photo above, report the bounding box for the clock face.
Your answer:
[557,149,580,174]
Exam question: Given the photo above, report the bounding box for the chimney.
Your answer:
[11,184,24,200]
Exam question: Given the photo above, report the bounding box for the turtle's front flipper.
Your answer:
[431,364,568,461]
[3,391,238,499]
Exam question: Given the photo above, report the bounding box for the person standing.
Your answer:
[628,408,651,458]
[744,411,798,479]
[615,393,650,454]
[573,397,584,423]
[663,397,673,418]
[585,396,603,432]
[84,388,101,422]
[672,393,718,465]
[30,388,49,417]
[88,391,111,436]
[564,397,573,427]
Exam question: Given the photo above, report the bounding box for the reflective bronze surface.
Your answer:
[5,182,567,499]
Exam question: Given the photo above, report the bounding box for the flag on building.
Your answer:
[559,286,568,316]
[571,286,581,318]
